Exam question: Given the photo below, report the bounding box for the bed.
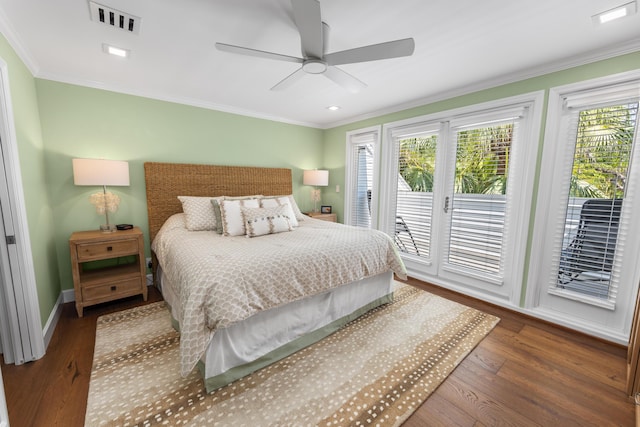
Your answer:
[144,162,407,392]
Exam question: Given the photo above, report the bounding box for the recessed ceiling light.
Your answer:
[592,1,637,24]
[102,43,129,58]
[327,106,341,111]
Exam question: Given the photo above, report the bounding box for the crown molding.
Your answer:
[0,7,39,75]
[324,40,640,129]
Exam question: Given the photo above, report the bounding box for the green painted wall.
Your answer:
[35,80,324,292]
[0,36,60,325]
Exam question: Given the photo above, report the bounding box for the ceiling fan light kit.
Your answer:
[302,60,328,74]
[215,0,415,92]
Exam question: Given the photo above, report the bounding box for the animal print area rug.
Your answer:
[85,282,499,426]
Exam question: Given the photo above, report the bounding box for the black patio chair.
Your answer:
[557,198,622,297]
[366,189,420,255]
[395,216,420,255]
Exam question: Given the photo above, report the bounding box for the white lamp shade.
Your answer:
[72,158,130,186]
[303,169,329,186]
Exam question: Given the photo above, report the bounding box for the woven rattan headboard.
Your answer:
[144,162,292,243]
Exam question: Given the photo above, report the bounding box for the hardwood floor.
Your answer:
[1,279,636,426]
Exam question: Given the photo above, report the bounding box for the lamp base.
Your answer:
[100,224,117,233]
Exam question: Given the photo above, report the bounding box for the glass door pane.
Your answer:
[353,145,374,228]
[395,135,437,258]
[445,123,513,277]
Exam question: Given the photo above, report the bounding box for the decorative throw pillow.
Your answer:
[241,205,293,237]
[178,196,223,231]
[260,196,299,227]
[210,199,224,234]
[263,195,305,221]
[219,198,261,236]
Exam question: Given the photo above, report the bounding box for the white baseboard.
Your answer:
[62,288,75,303]
[42,293,63,350]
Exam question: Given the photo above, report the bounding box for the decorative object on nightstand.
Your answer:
[303,169,328,212]
[305,211,337,223]
[72,158,130,233]
[69,226,147,317]
[321,205,332,214]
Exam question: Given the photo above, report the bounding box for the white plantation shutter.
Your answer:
[547,87,639,305]
[345,129,379,228]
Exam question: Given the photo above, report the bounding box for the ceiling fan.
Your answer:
[215,0,415,93]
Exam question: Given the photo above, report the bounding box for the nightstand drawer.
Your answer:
[82,277,143,302]
[76,239,139,261]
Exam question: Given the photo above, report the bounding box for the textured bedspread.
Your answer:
[152,214,407,376]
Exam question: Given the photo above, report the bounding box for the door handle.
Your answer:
[444,196,450,213]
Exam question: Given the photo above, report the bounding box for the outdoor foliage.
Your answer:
[398,124,513,195]
[398,103,638,198]
[571,104,637,199]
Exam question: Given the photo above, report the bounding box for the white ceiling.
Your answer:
[1,0,639,128]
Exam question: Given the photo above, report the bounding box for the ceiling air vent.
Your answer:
[89,1,141,34]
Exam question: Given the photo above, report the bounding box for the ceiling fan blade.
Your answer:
[215,42,303,64]
[271,67,306,91]
[323,66,367,93]
[291,0,323,58]
[325,38,415,66]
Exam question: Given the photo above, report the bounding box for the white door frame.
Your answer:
[0,57,44,365]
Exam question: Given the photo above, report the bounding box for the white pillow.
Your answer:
[260,196,299,227]
[242,205,293,237]
[263,195,304,221]
[219,198,261,236]
[178,196,223,231]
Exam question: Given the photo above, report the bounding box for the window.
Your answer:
[551,101,637,302]
[530,73,640,318]
[344,127,380,228]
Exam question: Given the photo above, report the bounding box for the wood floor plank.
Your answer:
[2,280,636,427]
[517,323,627,389]
[404,392,477,427]
[434,370,543,426]
[484,324,628,400]
[452,359,588,426]
[497,359,633,426]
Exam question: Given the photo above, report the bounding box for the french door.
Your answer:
[379,93,543,303]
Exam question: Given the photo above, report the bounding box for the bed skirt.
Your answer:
[159,269,395,392]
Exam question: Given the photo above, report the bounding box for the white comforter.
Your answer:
[152,214,407,376]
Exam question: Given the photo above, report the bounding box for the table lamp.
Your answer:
[72,158,130,232]
[303,169,329,212]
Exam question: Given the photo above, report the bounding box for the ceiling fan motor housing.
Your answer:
[302,59,327,74]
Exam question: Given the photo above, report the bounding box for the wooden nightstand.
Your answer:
[305,212,338,222]
[69,227,147,317]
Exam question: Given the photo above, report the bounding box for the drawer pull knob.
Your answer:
[107,246,113,251]
[110,286,117,291]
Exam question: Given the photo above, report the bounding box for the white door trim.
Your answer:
[0,58,44,363]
